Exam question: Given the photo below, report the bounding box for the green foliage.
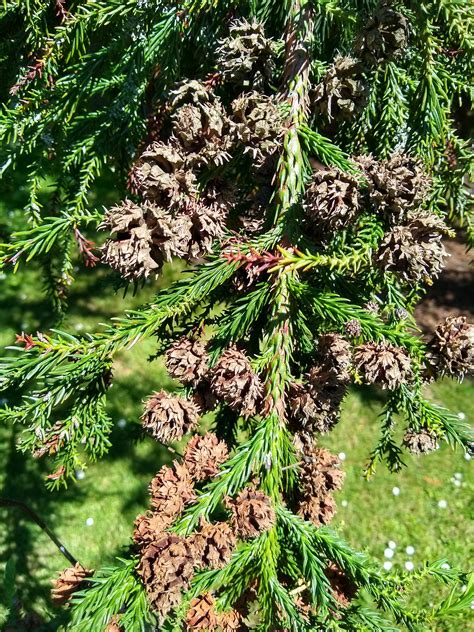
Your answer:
[0,0,472,630]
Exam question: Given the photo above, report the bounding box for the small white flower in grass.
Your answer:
[464,452,471,461]
[341,500,348,507]
[392,486,400,496]
[86,517,94,527]
[388,541,397,550]
[404,561,414,571]
[454,473,463,480]
[384,548,394,559]
[406,546,415,556]
[453,479,461,488]
[75,323,84,331]
[338,452,346,461]
[438,499,447,509]
[383,561,393,571]
[76,470,85,481]
[441,563,450,570]
[117,418,127,429]
[458,412,466,420]
[461,585,467,593]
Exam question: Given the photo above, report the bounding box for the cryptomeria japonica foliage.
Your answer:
[0,1,473,631]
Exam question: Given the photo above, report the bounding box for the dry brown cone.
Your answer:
[226,486,275,538]
[326,564,357,608]
[51,563,93,606]
[297,447,344,527]
[316,333,353,382]
[183,432,229,481]
[288,379,345,435]
[375,211,450,284]
[217,608,242,631]
[354,341,412,389]
[149,461,196,517]
[133,511,174,547]
[165,337,209,386]
[403,428,439,455]
[185,593,219,630]
[138,533,195,619]
[104,616,122,632]
[142,390,200,444]
[190,519,237,569]
[313,55,368,120]
[428,316,474,379]
[210,347,263,418]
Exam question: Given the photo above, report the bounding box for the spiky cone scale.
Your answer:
[428,316,474,379]
[142,390,200,444]
[355,3,409,64]
[185,593,218,631]
[354,341,412,389]
[304,167,361,234]
[183,432,229,481]
[138,534,195,619]
[217,18,276,88]
[226,486,276,538]
[358,153,431,223]
[51,563,93,606]
[165,337,209,386]
[375,212,450,283]
[189,519,237,569]
[403,429,439,454]
[186,196,229,260]
[104,616,122,632]
[210,347,263,418]
[133,511,174,548]
[313,55,368,120]
[230,92,285,167]
[217,609,242,631]
[149,461,196,517]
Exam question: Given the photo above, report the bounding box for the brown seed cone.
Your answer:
[142,391,200,444]
[226,486,275,538]
[428,316,474,379]
[288,380,346,435]
[149,461,196,516]
[183,433,229,481]
[165,337,209,386]
[375,211,449,283]
[185,593,218,631]
[298,495,337,526]
[354,341,412,389]
[313,55,368,120]
[325,564,357,607]
[217,609,242,631]
[358,153,431,223]
[210,347,263,418]
[297,447,344,527]
[316,333,353,382]
[403,429,439,455]
[104,616,122,632]
[304,168,361,233]
[190,520,237,569]
[138,534,194,618]
[100,199,192,280]
[186,194,229,260]
[134,140,198,207]
[355,4,409,64]
[217,18,276,89]
[230,92,284,166]
[51,563,93,606]
[133,511,173,547]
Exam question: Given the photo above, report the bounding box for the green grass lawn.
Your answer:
[0,263,472,631]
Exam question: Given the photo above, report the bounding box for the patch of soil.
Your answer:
[414,239,473,334]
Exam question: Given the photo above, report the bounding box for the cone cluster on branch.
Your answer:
[313,55,368,120]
